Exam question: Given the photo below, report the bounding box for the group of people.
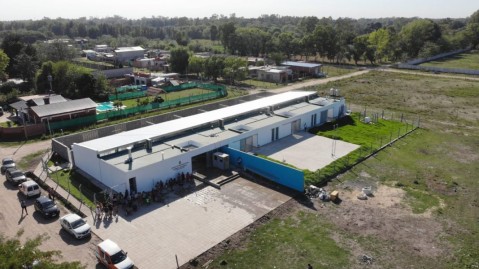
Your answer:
[95,201,118,221]
[96,172,196,217]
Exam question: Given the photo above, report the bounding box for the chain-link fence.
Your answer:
[305,108,420,186]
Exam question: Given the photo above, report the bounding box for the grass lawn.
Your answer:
[50,169,99,209]
[213,211,350,269]
[0,121,18,128]
[120,88,216,108]
[16,150,48,171]
[322,65,359,77]
[211,70,479,268]
[240,79,283,89]
[305,113,410,185]
[421,50,479,70]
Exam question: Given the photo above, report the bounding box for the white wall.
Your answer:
[72,144,100,180]
[278,122,292,138]
[124,153,193,192]
[72,98,347,193]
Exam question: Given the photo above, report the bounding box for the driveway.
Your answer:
[92,177,292,269]
[0,178,100,267]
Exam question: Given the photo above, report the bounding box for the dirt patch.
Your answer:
[316,184,448,266]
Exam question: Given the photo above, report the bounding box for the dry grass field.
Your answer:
[189,70,479,269]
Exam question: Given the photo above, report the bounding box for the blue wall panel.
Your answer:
[221,147,304,192]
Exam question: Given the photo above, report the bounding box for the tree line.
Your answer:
[1,11,478,61]
[1,11,479,105]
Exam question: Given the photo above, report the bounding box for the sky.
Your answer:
[1,0,478,21]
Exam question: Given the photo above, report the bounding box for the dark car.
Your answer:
[1,158,16,174]
[34,196,60,218]
[5,168,27,184]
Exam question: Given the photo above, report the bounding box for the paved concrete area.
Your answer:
[92,177,292,269]
[253,131,360,171]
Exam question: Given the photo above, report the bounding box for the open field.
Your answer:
[322,65,359,77]
[199,70,479,269]
[121,88,212,107]
[421,50,479,70]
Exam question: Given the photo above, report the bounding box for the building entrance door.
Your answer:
[129,177,137,193]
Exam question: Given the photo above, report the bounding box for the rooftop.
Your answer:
[114,46,145,53]
[100,95,336,171]
[281,61,322,68]
[77,91,314,153]
[31,98,96,118]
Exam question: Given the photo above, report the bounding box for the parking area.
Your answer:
[92,177,292,269]
[253,131,360,171]
[0,178,101,268]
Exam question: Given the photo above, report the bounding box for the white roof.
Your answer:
[115,46,145,52]
[60,213,82,223]
[98,239,121,255]
[77,91,313,153]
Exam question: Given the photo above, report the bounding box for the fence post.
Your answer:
[67,181,71,200]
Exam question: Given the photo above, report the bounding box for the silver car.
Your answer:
[60,213,91,239]
[1,158,16,174]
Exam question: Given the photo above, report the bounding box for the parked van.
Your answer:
[95,239,134,269]
[18,180,41,198]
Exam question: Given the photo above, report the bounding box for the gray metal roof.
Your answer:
[31,95,67,106]
[31,98,96,118]
[76,91,314,153]
[281,61,322,68]
[9,100,29,111]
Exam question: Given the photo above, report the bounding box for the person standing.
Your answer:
[21,200,28,215]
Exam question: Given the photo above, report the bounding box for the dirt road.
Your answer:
[0,139,52,162]
[247,69,370,95]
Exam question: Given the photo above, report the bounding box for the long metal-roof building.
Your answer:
[72,91,346,193]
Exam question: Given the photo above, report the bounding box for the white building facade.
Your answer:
[72,91,346,193]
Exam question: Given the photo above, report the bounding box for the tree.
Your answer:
[36,41,77,62]
[368,28,391,62]
[351,35,368,65]
[204,56,225,82]
[210,25,219,41]
[219,22,236,53]
[1,33,24,77]
[269,52,284,65]
[15,53,37,83]
[36,61,108,98]
[398,19,442,58]
[0,229,85,268]
[469,9,479,24]
[188,56,205,78]
[0,49,9,81]
[223,56,247,85]
[299,16,319,33]
[169,47,190,74]
[465,23,479,48]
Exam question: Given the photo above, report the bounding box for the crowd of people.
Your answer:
[95,172,196,219]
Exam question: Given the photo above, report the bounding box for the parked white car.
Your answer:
[60,213,91,239]
[96,239,134,269]
[18,180,41,198]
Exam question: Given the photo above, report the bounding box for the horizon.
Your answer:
[1,0,478,21]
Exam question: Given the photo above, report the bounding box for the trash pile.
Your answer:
[305,185,331,201]
[357,186,373,200]
[359,254,374,265]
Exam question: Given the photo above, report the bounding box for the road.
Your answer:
[1,138,102,268]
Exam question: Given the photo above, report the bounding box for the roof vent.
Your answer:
[125,146,133,163]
